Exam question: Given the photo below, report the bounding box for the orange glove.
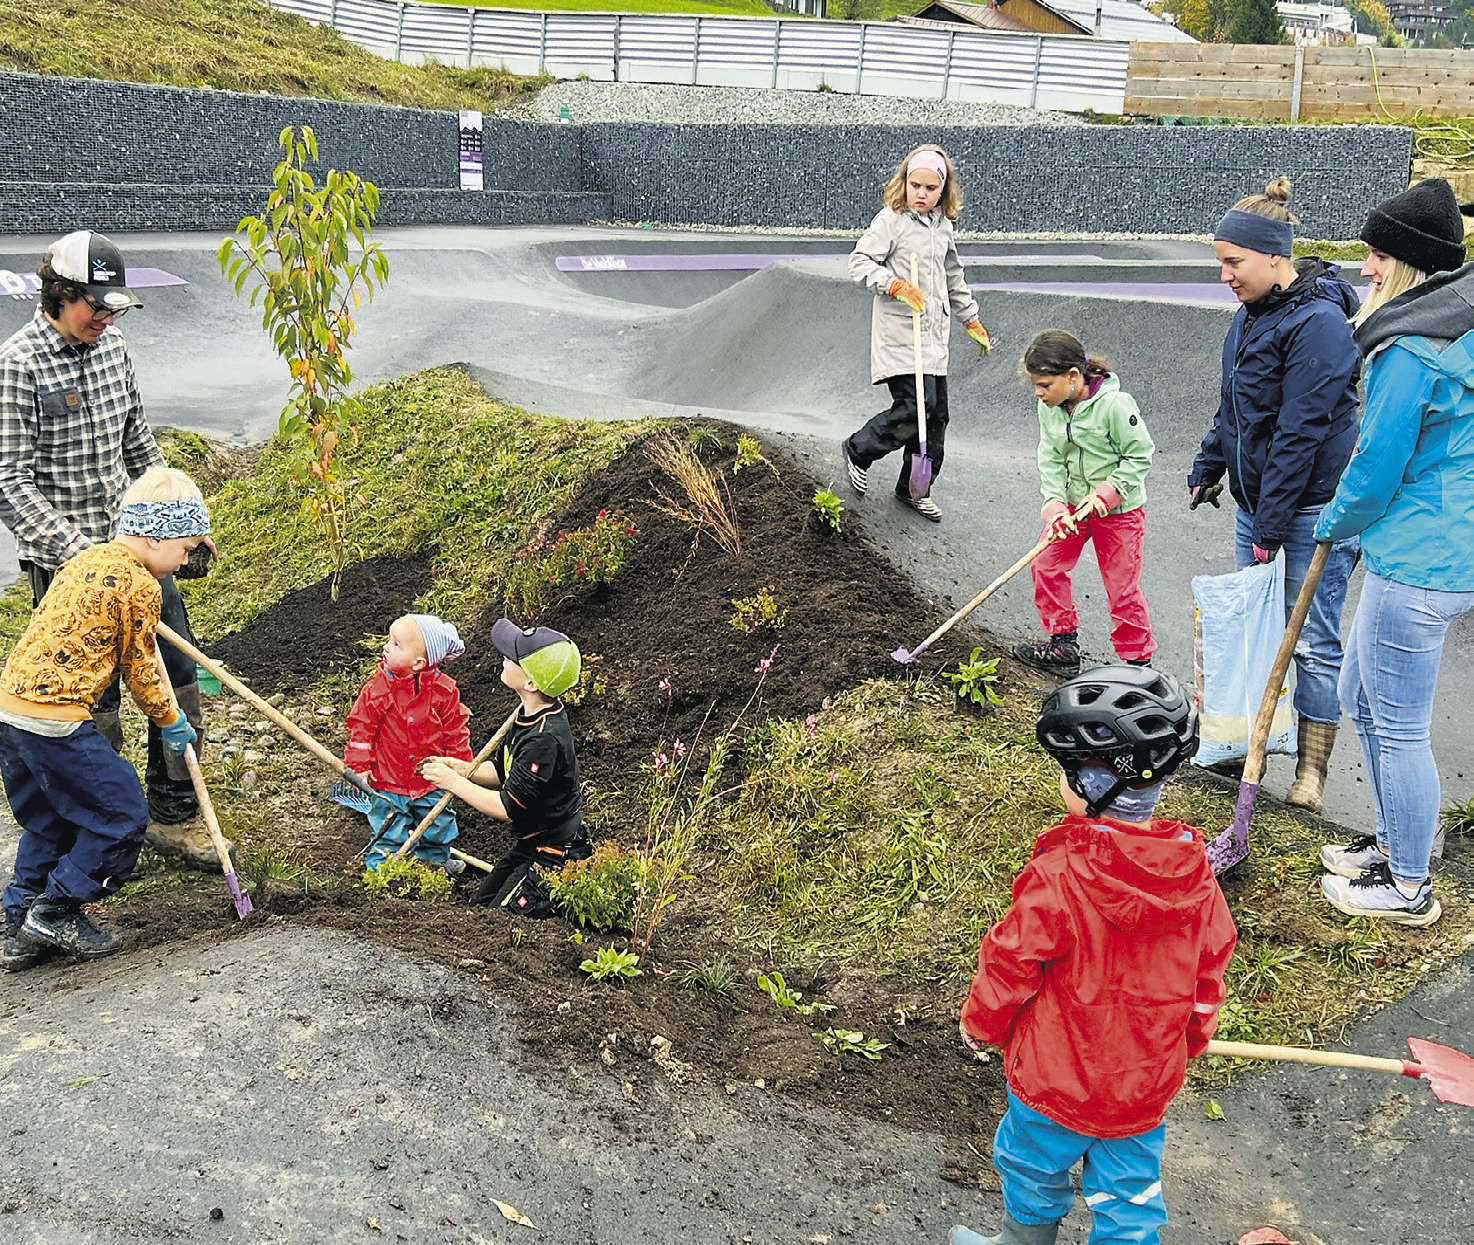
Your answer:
[1080,483,1121,520]
[965,319,991,357]
[1042,500,1077,539]
[887,279,924,313]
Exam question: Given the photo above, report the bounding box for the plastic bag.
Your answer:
[1191,558,1294,767]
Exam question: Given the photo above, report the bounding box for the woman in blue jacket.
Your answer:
[1315,178,1471,928]
[1187,178,1362,813]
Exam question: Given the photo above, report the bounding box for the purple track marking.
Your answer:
[0,265,189,300]
[971,281,1241,305]
[556,252,1104,273]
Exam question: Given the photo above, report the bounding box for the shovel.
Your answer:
[157,622,375,801]
[1205,542,1329,874]
[892,536,1052,664]
[181,744,253,919]
[907,252,932,503]
[1208,1036,1474,1108]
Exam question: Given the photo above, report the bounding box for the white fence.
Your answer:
[260,0,1131,112]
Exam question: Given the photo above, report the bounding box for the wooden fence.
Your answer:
[1126,43,1474,121]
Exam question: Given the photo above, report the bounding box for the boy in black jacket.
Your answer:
[420,619,590,915]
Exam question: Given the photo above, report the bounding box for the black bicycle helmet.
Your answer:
[1036,665,1200,816]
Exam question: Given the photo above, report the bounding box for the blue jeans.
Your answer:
[994,1088,1167,1244]
[0,722,149,922]
[1339,571,1474,884]
[1233,507,1359,725]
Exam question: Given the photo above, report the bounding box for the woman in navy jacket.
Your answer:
[1187,178,1362,813]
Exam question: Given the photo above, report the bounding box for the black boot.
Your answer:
[2,907,47,972]
[22,897,120,958]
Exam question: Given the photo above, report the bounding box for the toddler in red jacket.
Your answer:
[953,666,1236,1245]
[344,614,473,870]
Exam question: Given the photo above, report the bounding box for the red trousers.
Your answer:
[1030,507,1154,662]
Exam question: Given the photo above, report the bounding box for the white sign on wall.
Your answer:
[458,109,484,192]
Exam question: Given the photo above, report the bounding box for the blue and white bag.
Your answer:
[1191,558,1295,768]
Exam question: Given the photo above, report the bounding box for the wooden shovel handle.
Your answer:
[181,744,238,880]
[391,707,520,859]
[910,253,925,442]
[912,537,1052,658]
[1207,1039,1408,1077]
[156,622,374,799]
[1242,543,1330,787]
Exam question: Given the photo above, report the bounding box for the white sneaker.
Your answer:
[1319,834,1389,879]
[1321,863,1441,927]
[841,441,867,495]
[897,492,942,522]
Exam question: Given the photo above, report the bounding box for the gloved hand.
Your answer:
[1041,500,1077,540]
[160,711,197,757]
[1080,483,1121,520]
[964,319,991,357]
[1252,543,1277,564]
[1189,480,1225,510]
[887,278,925,313]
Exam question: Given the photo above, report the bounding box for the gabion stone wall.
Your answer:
[582,123,1414,239]
[0,71,1412,237]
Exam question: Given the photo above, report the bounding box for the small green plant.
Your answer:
[816,79,836,93]
[733,434,769,474]
[680,957,742,1009]
[687,425,725,452]
[503,508,638,619]
[546,842,644,932]
[562,651,608,707]
[757,971,834,1016]
[812,488,843,532]
[814,1028,889,1060]
[361,857,452,901]
[729,585,786,635]
[942,648,1005,711]
[1230,944,1306,999]
[1325,923,1384,971]
[1442,795,1474,837]
[238,846,316,894]
[579,945,643,983]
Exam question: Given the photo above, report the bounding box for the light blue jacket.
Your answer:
[1316,264,1474,590]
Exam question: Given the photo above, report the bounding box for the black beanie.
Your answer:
[1361,178,1466,276]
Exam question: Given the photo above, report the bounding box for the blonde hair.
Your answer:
[1232,177,1301,227]
[1354,255,1429,325]
[120,466,203,507]
[883,146,964,221]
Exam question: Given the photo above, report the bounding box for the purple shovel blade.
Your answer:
[1206,781,1258,873]
[224,871,254,920]
[908,454,933,502]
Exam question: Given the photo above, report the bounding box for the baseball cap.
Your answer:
[43,231,143,311]
[491,618,581,697]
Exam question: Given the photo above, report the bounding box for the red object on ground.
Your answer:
[1237,1229,1298,1245]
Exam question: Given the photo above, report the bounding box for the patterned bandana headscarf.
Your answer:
[117,497,211,540]
[408,614,465,669]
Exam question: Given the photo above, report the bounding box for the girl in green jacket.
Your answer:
[1013,330,1156,676]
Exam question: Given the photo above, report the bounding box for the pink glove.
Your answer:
[1041,500,1077,539]
[1081,484,1122,520]
[887,278,924,313]
[1252,543,1276,564]
[964,319,991,357]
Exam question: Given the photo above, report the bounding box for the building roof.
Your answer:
[909,0,1197,41]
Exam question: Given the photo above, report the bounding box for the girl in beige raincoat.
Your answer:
[842,145,991,522]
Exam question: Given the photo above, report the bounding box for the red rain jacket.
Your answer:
[344,663,472,798]
[961,814,1237,1138]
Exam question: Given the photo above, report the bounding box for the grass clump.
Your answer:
[0,0,547,113]
[680,956,741,1008]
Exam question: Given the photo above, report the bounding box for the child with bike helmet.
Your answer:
[952,666,1236,1245]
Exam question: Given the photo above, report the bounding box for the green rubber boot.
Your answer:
[950,1214,1061,1245]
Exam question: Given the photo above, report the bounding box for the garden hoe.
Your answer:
[907,252,933,503]
[1208,1035,1474,1108]
[892,536,1052,664]
[181,744,254,920]
[157,622,375,801]
[1204,543,1330,874]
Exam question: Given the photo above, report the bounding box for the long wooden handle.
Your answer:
[182,744,238,880]
[910,252,925,448]
[156,622,374,799]
[912,538,1052,658]
[391,707,520,859]
[1207,1038,1408,1077]
[1242,543,1330,786]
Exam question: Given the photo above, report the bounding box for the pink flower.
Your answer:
[651,751,668,771]
[755,643,780,675]
[804,714,818,739]
[828,770,839,785]
[658,677,672,694]
[673,739,686,758]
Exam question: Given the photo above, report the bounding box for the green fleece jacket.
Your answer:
[1036,374,1154,513]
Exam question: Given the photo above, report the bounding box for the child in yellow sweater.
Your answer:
[0,467,210,969]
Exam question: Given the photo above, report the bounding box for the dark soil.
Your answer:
[129,430,1006,1164]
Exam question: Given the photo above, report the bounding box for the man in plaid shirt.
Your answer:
[0,231,227,871]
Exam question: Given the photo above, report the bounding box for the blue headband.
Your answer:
[1079,765,1166,823]
[117,497,211,540]
[1214,208,1294,258]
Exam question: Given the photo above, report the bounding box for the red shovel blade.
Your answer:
[1406,1036,1474,1108]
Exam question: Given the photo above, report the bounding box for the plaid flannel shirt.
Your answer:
[0,308,164,571]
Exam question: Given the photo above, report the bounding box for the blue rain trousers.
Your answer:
[364,789,460,869]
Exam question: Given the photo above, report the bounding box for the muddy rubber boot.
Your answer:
[91,708,125,753]
[146,819,230,872]
[950,1214,1061,1245]
[1285,720,1336,814]
[2,907,48,972]
[21,898,119,958]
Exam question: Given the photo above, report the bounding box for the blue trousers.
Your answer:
[364,789,459,869]
[994,1089,1167,1245]
[0,721,149,923]
[1233,506,1359,725]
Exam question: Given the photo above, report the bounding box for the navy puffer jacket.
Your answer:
[1188,259,1361,550]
